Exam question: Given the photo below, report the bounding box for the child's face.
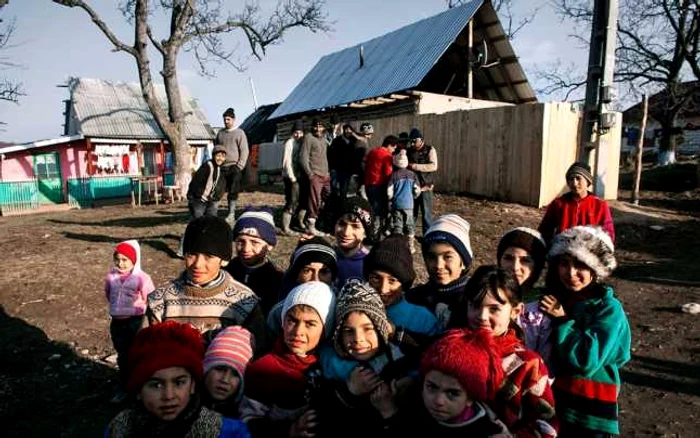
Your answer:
[139,366,195,421]
[213,152,226,166]
[341,311,380,361]
[184,253,225,285]
[556,254,594,292]
[567,173,589,197]
[425,243,465,285]
[334,215,366,251]
[235,234,271,266]
[283,305,324,355]
[204,365,241,402]
[114,253,134,273]
[368,270,403,307]
[499,246,535,286]
[297,262,334,285]
[422,370,471,422]
[467,287,523,337]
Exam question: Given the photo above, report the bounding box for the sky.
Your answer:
[0,0,587,144]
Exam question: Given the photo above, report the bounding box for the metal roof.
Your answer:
[239,103,281,144]
[68,78,215,140]
[271,0,485,119]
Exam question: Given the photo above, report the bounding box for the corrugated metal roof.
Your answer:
[239,103,281,144]
[271,0,485,119]
[68,78,214,140]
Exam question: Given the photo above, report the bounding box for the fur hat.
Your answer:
[422,214,473,269]
[184,216,233,261]
[566,161,593,186]
[127,321,204,394]
[333,280,393,358]
[497,227,547,286]
[393,149,409,169]
[548,226,616,278]
[363,235,415,291]
[337,196,374,236]
[288,236,338,280]
[223,108,236,119]
[281,281,336,337]
[212,145,227,156]
[233,207,277,246]
[203,326,254,378]
[114,241,138,265]
[420,329,504,402]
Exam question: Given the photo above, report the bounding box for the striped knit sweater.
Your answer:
[552,284,631,435]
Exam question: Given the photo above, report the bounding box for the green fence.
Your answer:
[0,179,39,215]
[68,176,133,207]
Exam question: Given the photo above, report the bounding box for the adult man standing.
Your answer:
[364,135,398,237]
[327,123,358,199]
[299,119,331,236]
[280,120,305,235]
[216,107,249,225]
[407,128,438,233]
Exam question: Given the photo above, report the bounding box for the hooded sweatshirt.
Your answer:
[105,240,155,318]
[335,246,369,286]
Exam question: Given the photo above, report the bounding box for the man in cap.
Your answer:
[216,108,249,225]
[407,127,438,233]
[281,120,305,235]
[299,118,331,236]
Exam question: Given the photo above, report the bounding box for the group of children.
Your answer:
[103,161,629,437]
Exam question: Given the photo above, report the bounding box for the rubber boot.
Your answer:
[281,212,298,236]
[225,201,236,226]
[295,209,307,231]
[176,234,185,258]
[306,218,326,237]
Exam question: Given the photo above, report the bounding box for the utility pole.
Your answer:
[580,0,618,197]
[249,77,259,111]
[632,95,648,205]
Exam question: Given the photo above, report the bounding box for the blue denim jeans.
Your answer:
[389,208,415,236]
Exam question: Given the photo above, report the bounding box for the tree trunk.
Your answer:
[162,50,191,197]
[658,118,678,166]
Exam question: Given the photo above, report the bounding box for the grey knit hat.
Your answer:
[548,226,616,279]
[333,280,392,358]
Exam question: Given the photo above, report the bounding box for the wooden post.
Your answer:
[467,19,473,99]
[632,95,648,205]
[85,138,93,175]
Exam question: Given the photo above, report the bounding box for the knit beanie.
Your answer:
[212,145,227,155]
[497,227,547,285]
[114,241,137,265]
[393,149,408,169]
[422,214,473,269]
[203,326,254,378]
[281,281,336,337]
[184,216,233,261]
[409,128,423,140]
[233,207,277,246]
[420,329,504,402]
[548,226,616,279]
[333,280,393,358]
[126,321,205,394]
[292,120,304,132]
[566,161,593,186]
[223,108,236,119]
[288,236,338,280]
[336,196,374,236]
[363,235,415,291]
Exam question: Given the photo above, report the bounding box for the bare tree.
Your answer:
[447,0,540,40]
[0,0,24,106]
[542,0,700,164]
[53,0,329,193]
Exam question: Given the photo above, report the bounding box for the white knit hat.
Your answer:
[422,214,474,268]
[281,281,336,336]
[548,226,616,278]
[393,150,408,169]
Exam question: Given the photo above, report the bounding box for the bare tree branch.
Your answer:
[447,0,539,39]
[0,3,24,106]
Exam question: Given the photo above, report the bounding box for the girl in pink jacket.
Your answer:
[104,239,155,402]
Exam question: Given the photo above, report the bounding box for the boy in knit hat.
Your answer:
[407,214,473,330]
[541,226,630,436]
[202,326,255,419]
[538,161,615,245]
[242,281,335,437]
[105,320,250,437]
[387,149,421,252]
[226,207,284,316]
[145,216,269,354]
[371,329,511,436]
[277,236,338,301]
[333,196,373,286]
[187,144,227,218]
[105,239,155,403]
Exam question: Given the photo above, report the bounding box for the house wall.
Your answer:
[0,139,89,181]
[416,91,514,115]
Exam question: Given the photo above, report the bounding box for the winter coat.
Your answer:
[224,258,284,317]
[188,160,226,203]
[364,147,393,187]
[538,192,615,244]
[104,240,155,318]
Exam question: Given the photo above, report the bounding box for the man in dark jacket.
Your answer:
[187,145,227,218]
[407,128,438,233]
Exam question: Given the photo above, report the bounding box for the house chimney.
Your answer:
[359,45,365,69]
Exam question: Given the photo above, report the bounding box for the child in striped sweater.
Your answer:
[540,226,631,436]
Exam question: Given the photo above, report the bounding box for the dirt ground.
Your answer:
[1,167,699,437]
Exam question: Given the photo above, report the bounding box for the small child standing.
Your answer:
[226,207,284,316]
[333,196,373,286]
[387,149,421,252]
[105,239,155,403]
[187,144,227,218]
[540,226,631,437]
[202,326,255,419]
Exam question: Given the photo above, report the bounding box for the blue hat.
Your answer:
[422,214,473,269]
[233,207,277,246]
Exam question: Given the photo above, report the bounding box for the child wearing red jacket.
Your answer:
[538,162,615,245]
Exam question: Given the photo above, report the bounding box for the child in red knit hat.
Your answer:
[105,320,250,438]
[105,239,155,403]
[370,329,512,436]
[450,266,558,437]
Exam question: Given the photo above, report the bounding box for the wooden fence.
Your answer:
[363,102,620,207]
